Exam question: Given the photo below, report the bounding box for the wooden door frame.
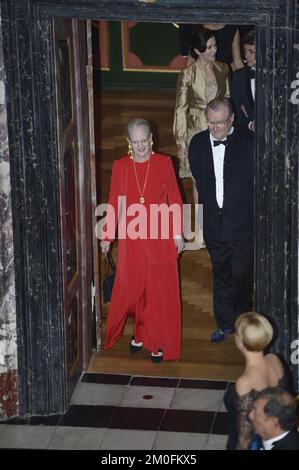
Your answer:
[54,18,94,401]
[1,0,298,415]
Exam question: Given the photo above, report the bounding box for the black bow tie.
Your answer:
[249,68,255,79]
[213,139,229,147]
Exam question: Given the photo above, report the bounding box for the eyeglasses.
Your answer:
[207,117,230,126]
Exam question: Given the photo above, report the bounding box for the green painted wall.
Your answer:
[93,21,181,89]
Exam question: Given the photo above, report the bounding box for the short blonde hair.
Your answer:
[235,312,273,352]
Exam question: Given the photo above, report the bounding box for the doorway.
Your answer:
[88,20,259,380]
[3,0,298,417]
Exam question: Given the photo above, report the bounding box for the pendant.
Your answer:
[140,197,145,204]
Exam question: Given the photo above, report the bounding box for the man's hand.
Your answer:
[100,240,111,254]
[241,104,249,118]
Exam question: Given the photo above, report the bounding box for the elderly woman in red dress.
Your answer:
[100,118,184,363]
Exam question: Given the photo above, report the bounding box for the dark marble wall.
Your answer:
[0,13,18,418]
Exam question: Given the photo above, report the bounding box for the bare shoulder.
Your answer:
[265,353,281,364]
[265,353,284,370]
[236,374,253,396]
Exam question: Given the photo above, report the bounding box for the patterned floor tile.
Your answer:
[82,373,131,385]
[171,388,225,412]
[0,425,6,439]
[71,382,127,406]
[0,374,230,449]
[179,379,227,390]
[206,434,228,450]
[120,385,176,409]
[48,426,107,450]
[100,429,156,450]
[0,425,55,449]
[110,406,165,431]
[59,405,116,428]
[153,431,208,450]
[160,409,214,434]
[211,412,228,435]
[130,376,179,387]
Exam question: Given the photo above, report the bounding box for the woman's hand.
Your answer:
[174,236,185,254]
[101,240,111,254]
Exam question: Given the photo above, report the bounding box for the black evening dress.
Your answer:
[223,357,294,450]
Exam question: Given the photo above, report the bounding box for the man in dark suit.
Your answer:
[231,30,256,131]
[189,97,254,343]
[249,387,299,450]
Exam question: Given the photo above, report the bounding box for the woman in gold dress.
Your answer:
[173,27,230,248]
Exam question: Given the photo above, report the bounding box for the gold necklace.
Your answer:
[132,155,151,204]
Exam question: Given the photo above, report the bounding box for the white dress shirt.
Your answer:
[210,127,234,209]
[262,431,290,450]
[248,67,255,131]
[250,67,255,101]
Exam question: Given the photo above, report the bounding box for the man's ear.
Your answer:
[269,415,280,431]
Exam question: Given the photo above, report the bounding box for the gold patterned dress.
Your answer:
[173,59,230,178]
[205,77,218,103]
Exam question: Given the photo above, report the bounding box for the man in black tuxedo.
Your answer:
[231,30,256,131]
[249,387,299,450]
[189,97,254,343]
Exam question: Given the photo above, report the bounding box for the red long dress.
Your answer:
[103,153,182,360]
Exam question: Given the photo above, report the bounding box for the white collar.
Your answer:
[210,126,234,143]
[262,431,290,450]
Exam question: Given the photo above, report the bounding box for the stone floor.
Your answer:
[0,372,229,450]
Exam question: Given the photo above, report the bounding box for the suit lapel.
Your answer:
[222,131,237,207]
[205,132,219,206]
[270,432,293,450]
[206,132,215,177]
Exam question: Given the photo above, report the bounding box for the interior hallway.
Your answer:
[0,89,243,451]
[89,89,244,381]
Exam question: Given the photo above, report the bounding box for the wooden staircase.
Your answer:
[88,89,244,381]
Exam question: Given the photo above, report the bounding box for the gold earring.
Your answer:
[128,143,133,158]
[150,139,154,155]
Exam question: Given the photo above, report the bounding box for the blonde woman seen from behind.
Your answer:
[223,312,294,450]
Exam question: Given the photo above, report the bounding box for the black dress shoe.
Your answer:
[150,351,163,363]
[129,337,143,354]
